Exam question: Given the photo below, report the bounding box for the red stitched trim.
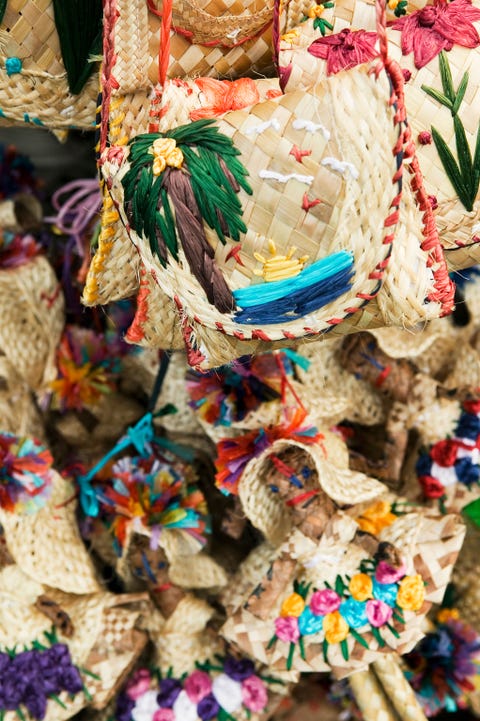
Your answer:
[215,321,225,331]
[252,329,272,341]
[99,0,120,155]
[283,331,296,339]
[126,271,149,342]
[286,489,320,506]
[174,296,206,370]
[375,366,391,387]
[233,330,245,340]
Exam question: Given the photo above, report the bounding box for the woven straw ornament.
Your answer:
[278,0,480,269]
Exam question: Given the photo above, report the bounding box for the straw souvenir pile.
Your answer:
[3,1,480,720]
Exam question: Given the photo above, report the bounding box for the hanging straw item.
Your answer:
[0,464,100,594]
[221,509,464,676]
[93,0,454,369]
[0,563,148,720]
[278,0,480,272]
[0,0,278,132]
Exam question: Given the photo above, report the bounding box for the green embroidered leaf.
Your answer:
[16,709,26,721]
[439,50,455,103]
[299,636,306,661]
[267,635,277,650]
[335,575,345,596]
[452,72,469,115]
[421,85,453,111]
[473,124,480,197]
[393,608,405,624]
[51,695,68,710]
[52,0,103,94]
[322,639,329,664]
[340,639,349,661]
[371,626,386,648]
[432,126,472,210]
[454,114,474,196]
[386,622,400,639]
[463,497,480,526]
[287,642,296,670]
[350,629,369,648]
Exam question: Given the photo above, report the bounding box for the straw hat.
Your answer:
[0,469,101,594]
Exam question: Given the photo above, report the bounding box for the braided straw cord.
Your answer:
[0,256,64,391]
[0,471,101,594]
[372,655,428,721]
[349,669,399,721]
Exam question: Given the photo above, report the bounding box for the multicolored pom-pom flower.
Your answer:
[404,613,480,716]
[0,232,41,269]
[186,351,304,428]
[0,433,53,514]
[115,656,273,721]
[95,455,210,551]
[49,326,126,411]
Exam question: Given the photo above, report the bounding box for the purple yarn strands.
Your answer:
[45,179,101,258]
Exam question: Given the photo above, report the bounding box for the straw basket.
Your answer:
[278,0,480,268]
[0,0,279,131]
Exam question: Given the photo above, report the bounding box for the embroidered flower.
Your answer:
[308,28,378,75]
[372,579,399,606]
[356,500,397,536]
[132,690,160,721]
[339,598,368,629]
[397,574,426,612]
[366,599,394,627]
[349,573,374,602]
[375,560,406,585]
[241,676,268,713]
[275,616,300,643]
[172,691,197,721]
[211,674,243,713]
[152,710,175,721]
[151,138,184,176]
[184,670,212,703]
[223,656,255,681]
[430,439,459,467]
[310,589,341,615]
[298,607,325,635]
[157,678,182,708]
[126,669,152,701]
[280,592,306,618]
[389,0,480,69]
[197,692,221,721]
[419,474,446,498]
[323,611,350,643]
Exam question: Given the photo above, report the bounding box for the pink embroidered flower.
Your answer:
[308,28,378,75]
[126,668,152,700]
[275,616,300,643]
[184,670,212,703]
[152,710,175,721]
[375,560,407,585]
[389,0,480,69]
[366,599,393,628]
[241,675,269,712]
[310,589,341,616]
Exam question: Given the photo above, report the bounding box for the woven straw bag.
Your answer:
[0,254,64,391]
[0,564,148,719]
[278,0,480,271]
[0,0,278,131]
[88,0,455,369]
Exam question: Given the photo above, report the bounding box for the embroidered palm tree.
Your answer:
[122,119,252,313]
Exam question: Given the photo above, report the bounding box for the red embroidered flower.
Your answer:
[308,28,378,75]
[389,0,480,69]
[419,474,446,499]
[430,438,459,467]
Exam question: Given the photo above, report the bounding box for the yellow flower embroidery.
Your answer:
[308,4,325,18]
[281,28,300,44]
[437,608,460,624]
[280,592,305,618]
[356,500,397,536]
[254,239,308,282]
[151,137,184,176]
[323,611,350,644]
[349,573,373,602]
[388,0,400,8]
[396,574,425,612]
